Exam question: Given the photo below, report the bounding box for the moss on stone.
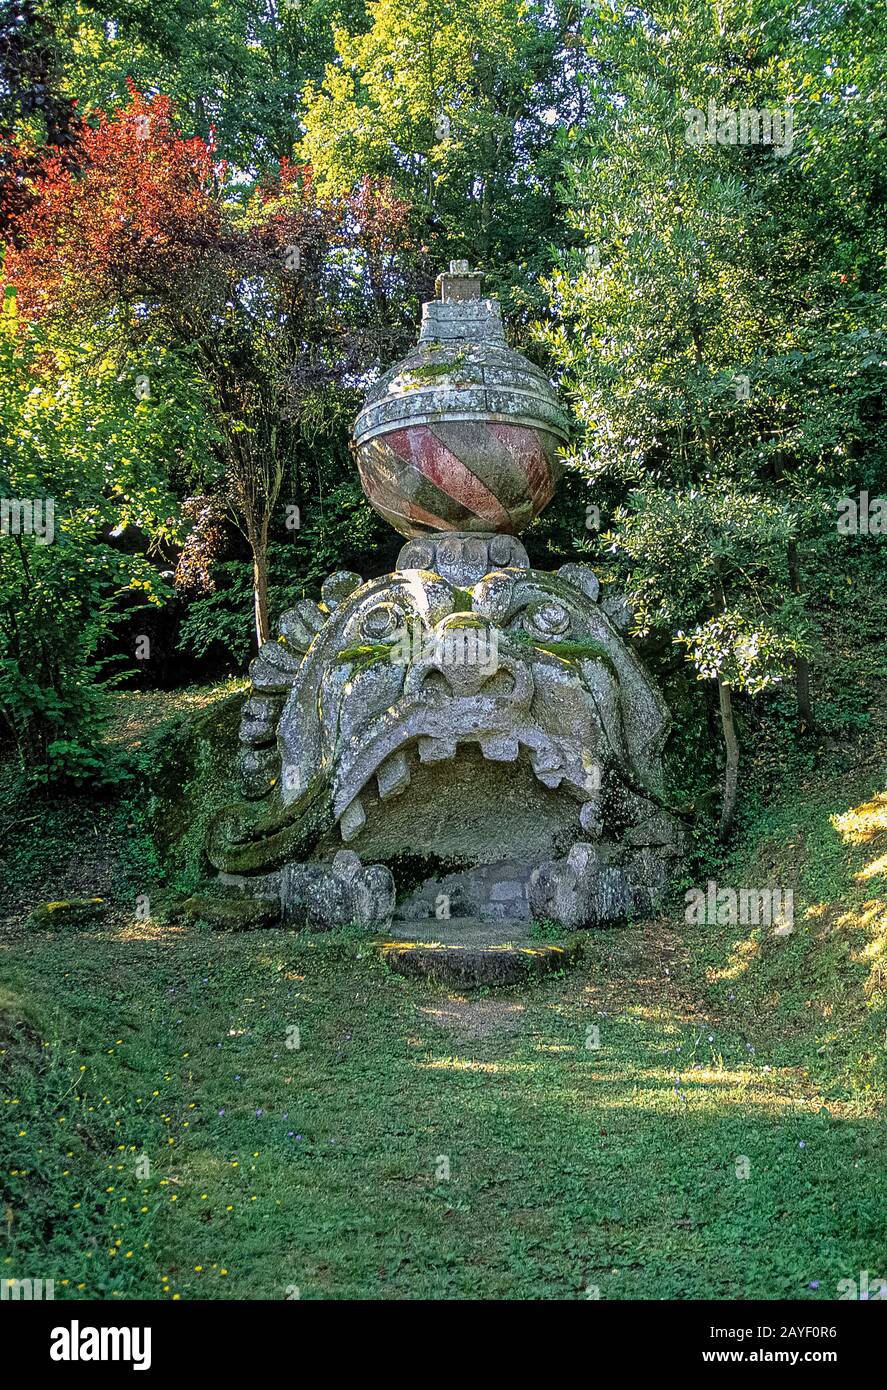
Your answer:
[443,613,488,629]
[28,897,107,929]
[206,769,335,876]
[378,938,582,987]
[145,691,244,895]
[183,894,280,930]
[334,642,393,668]
[509,631,616,672]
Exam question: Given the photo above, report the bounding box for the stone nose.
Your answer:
[420,659,511,700]
[404,630,532,705]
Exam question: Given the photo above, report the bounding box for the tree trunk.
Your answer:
[717,678,740,841]
[794,654,813,732]
[251,534,270,650]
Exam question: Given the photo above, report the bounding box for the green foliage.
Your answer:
[0,307,210,780]
[41,0,362,170]
[177,478,395,664]
[299,0,582,303]
[614,486,805,692]
[1,897,884,1299]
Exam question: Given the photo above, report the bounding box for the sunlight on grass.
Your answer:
[420,1058,524,1073]
[833,792,887,846]
[708,934,761,983]
[116,920,185,943]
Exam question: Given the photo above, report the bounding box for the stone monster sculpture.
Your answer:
[201,265,682,933]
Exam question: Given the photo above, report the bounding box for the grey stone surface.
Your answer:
[208,557,682,931]
[397,531,529,587]
[379,918,582,987]
[281,850,394,931]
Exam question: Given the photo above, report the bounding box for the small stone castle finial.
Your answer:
[435,260,482,302]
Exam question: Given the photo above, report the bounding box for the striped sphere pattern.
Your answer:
[353,295,570,540]
[356,419,564,538]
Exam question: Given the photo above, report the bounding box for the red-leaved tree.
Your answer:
[4,86,421,645]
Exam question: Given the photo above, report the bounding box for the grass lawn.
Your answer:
[2,911,885,1301]
[2,688,886,1301]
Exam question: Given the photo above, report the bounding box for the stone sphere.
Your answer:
[353,296,569,539]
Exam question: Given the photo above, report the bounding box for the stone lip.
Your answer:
[377,917,582,986]
[353,339,569,449]
[331,704,595,834]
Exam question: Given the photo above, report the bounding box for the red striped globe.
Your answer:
[353,297,569,540]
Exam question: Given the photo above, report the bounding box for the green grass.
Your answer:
[1,910,884,1301]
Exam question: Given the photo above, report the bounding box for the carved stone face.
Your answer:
[220,563,674,887]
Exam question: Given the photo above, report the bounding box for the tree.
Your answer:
[613,487,805,838]
[33,0,363,169]
[4,88,420,647]
[298,0,586,305]
[536,0,887,828]
[0,294,207,777]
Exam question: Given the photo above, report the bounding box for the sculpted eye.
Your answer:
[361,604,399,640]
[526,600,571,639]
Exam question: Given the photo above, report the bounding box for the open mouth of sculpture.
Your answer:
[320,694,602,870]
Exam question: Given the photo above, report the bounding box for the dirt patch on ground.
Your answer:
[418,996,527,1040]
[577,918,714,1024]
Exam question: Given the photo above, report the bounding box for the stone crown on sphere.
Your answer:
[353,262,570,539]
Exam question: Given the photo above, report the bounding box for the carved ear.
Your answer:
[321,571,363,610]
[557,564,600,603]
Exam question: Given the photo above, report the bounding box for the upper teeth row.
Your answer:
[337,737,599,842]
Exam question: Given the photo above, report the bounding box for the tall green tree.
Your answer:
[0,295,208,777]
[299,0,586,302]
[537,0,887,831]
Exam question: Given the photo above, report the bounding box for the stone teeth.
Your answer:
[532,750,564,788]
[479,734,519,761]
[339,797,366,843]
[535,770,564,789]
[377,751,411,800]
[418,736,457,764]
